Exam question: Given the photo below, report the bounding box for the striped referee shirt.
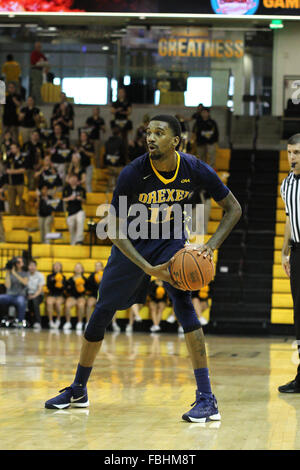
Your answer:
[281,172,300,242]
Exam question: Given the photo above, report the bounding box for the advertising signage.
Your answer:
[1,0,300,15]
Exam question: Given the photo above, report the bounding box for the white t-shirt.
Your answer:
[28,270,45,295]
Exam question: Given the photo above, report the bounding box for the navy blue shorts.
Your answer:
[97,238,185,311]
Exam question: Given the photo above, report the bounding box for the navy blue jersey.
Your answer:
[110,151,229,247]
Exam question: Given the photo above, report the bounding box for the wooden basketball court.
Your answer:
[0,329,299,450]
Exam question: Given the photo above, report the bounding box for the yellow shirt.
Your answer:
[2,61,21,82]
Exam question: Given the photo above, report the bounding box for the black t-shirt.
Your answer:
[0,175,6,212]
[19,106,40,128]
[104,136,126,167]
[193,118,219,145]
[47,272,66,297]
[38,195,55,217]
[63,184,86,216]
[79,142,94,169]
[66,275,87,298]
[49,135,71,164]
[86,271,102,298]
[3,93,21,126]
[85,116,105,140]
[148,281,168,302]
[39,167,62,190]
[5,153,26,185]
[51,103,74,134]
[112,99,131,121]
[22,141,44,170]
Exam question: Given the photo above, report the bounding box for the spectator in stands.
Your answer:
[78,131,94,193]
[2,82,22,144]
[0,256,28,328]
[5,142,26,215]
[0,131,13,166]
[191,108,219,167]
[22,129,44,190]
[66,152,86,188]
[125,304,142,334]
[48,123,71,184]
[47,262,66,329]
[175,114,190,153]
[0,169,6,242]
[148,279,168,333]
[34,154,62,194]
[191,289,209,326]
[85,106,106,168]
[27,259,45,330]
[51,92,74,136]
[1,54,21,87]
[128,125,147,161]
[35,185,55,243]
[18,96,41,145]
[30,42,48,105]
[85,261,103,325]
[110,87,133,148]
[64,262,87,332]
[63,174,86,246]
[191,103,204,124]
[103,125,126,191]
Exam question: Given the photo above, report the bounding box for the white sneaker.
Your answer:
[126,324,133,333]
[134,314,142,323]
[54,319,61,329]
[33,322,41,330]
[112,321,120,332]
[199,316,208,326]
[76,321,83,331]
[178,325,184,334]
[150,325,161,333]
[166,314,176,324]
[49,320,56,329]
[63,321,72,331]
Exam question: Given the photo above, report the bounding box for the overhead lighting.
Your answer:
[101,45,109,51]
[269,19,284,29]
[139,16,146,20]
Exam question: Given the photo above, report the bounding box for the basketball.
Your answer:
[169,245,214,291]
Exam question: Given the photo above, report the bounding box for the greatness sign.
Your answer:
[158,38,244,58]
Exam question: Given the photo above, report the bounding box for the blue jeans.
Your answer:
[0,294,26,321]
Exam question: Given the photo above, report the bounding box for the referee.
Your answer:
[278,133,300,393]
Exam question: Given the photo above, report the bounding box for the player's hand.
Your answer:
[144,261,185,290]
[185,244,214,261]
[282,253,290,278]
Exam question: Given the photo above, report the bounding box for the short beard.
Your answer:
[150,152,163,161]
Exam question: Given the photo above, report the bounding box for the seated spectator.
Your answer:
[35,154,62,194]
[27,259,45,330]
[2,54,21,86]
[48,123,71,184]
[64,262,87,332]
[85,106,106,168]
[63,174,86,246]
[22,130,44,190]
[35,185,55,244]
[147,279,168,333]
[2,82,22,144]
[51,92,74,136]
[77,131,94,193]
[5,142,26,215]
[0,169,6,243]
[191,108,219,167]
[66,152,86,189]
[103,125,126,191]
[0,257,28,328]
[110,87,133,149]
[46,262,66,329]
[18,96,41,145]
[85,261,103,325]
[128,126,147,161]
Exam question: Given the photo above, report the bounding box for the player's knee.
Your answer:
[171,294,201,333]
[84,306,115,342]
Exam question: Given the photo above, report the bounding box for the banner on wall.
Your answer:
[1,0,300,14]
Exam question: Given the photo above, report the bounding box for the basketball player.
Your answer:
[45,115,241,422]
[278,134,300,393]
